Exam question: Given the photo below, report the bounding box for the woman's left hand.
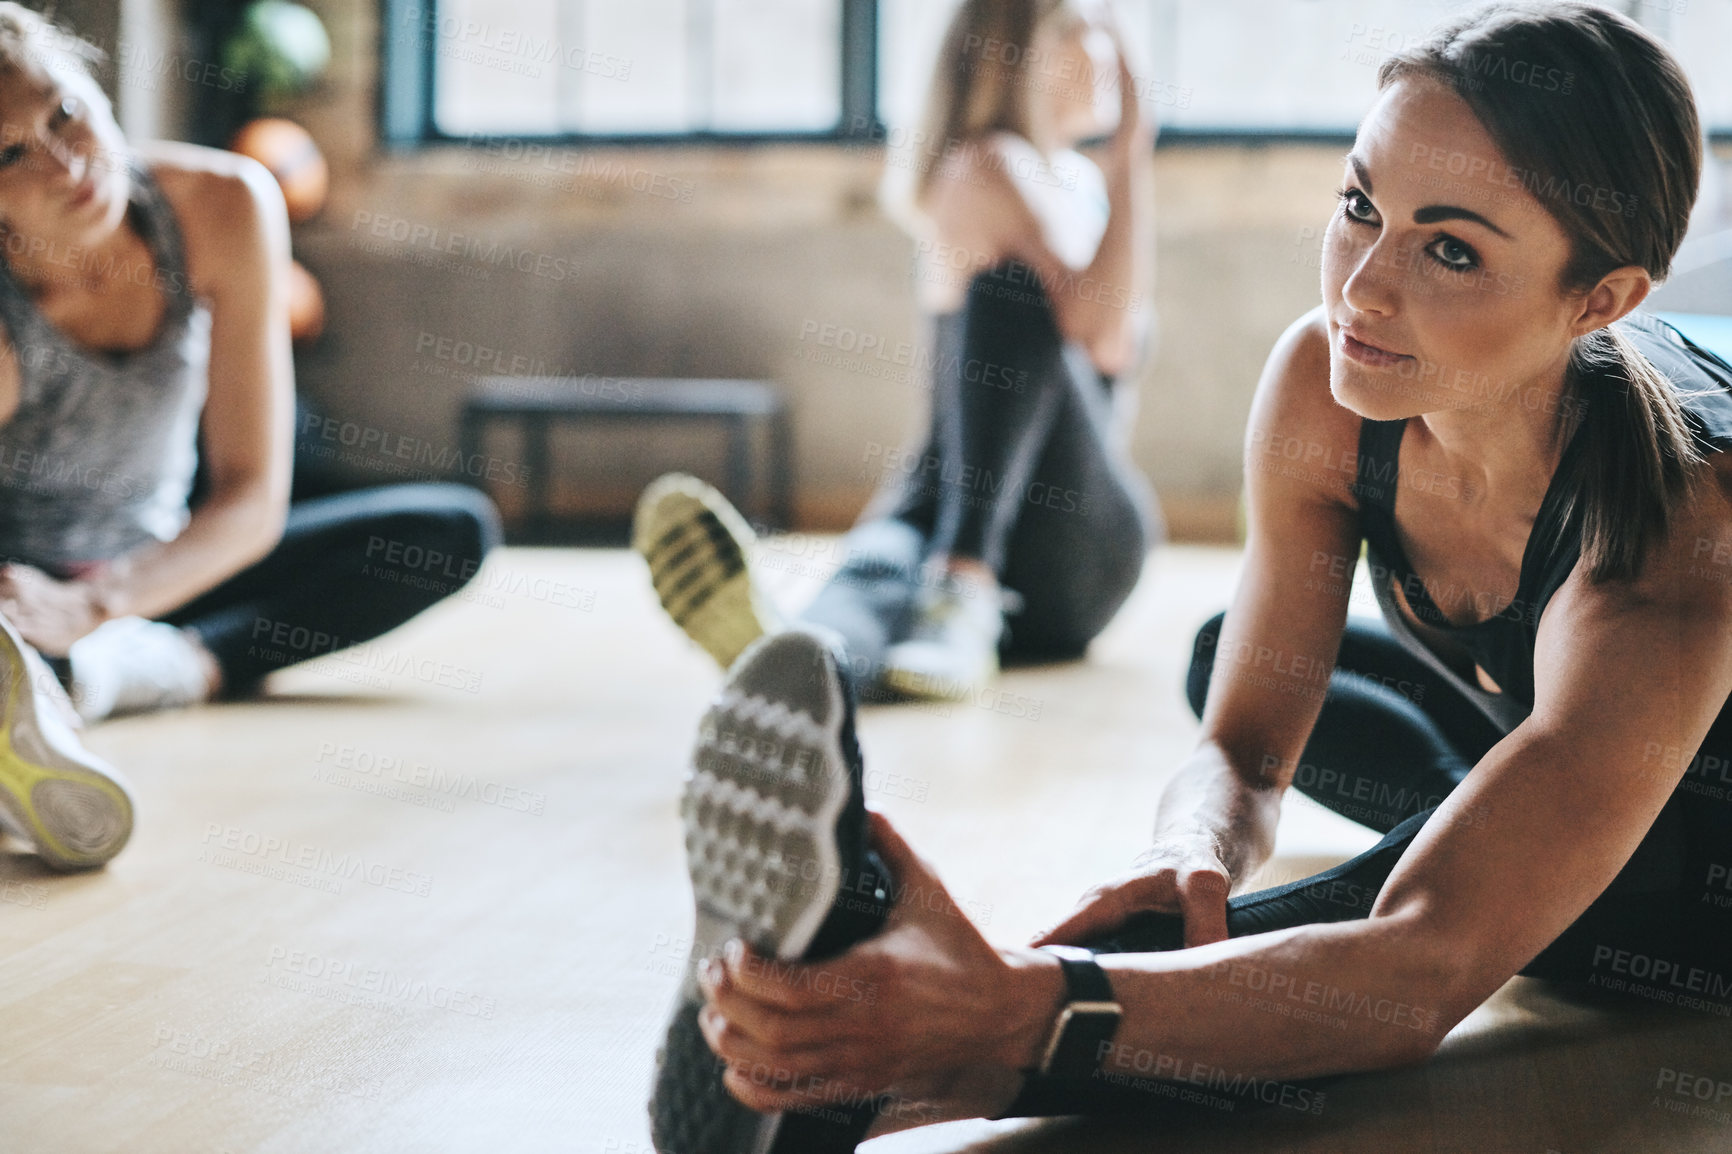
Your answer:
[696,810,1062,1117]
[0,563,105,655]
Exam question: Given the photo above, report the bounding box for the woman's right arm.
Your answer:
[1038,308,1363,947]
[0,323,20,427]
[925,55,1151,376]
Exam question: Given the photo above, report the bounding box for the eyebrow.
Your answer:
[1412,204,1511,238]
[1348,152,1373,195]
[1346,151,1512,239]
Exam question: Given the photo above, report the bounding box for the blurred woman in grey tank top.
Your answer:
[0,6,498,872]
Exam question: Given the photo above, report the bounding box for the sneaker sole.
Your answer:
[634,474,776,671]
[0,616,133,870]
[651,629,875,1154]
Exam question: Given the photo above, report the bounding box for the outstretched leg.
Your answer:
[161,483,500,692]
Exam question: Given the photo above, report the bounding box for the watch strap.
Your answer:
[1035,945,1122,1078]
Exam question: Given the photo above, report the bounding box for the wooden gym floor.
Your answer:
[1,542,1727,1153]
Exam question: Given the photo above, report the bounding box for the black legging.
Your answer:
[161,483,501,690]
[800,264,1158,690]
[1003,609,1732,1117]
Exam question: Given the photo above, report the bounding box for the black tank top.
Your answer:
[1353,311,1732,727]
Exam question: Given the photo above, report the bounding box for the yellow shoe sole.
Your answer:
[633,473,779,670]
[0,617,133,871]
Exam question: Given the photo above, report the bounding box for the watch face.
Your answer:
[1040,1002,1124,1075]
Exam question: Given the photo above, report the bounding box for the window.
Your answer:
[882,0,1732,142]
[382,0,1730,146]
[380,0,879,143]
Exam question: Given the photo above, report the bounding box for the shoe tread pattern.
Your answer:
[635,477,769,669]
[653,632,874,1153]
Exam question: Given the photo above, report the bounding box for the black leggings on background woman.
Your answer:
[800,262,1158,693]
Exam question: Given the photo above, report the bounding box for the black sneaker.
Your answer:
[650,627,894,1153]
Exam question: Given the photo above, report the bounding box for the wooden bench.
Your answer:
[459,376,792,541]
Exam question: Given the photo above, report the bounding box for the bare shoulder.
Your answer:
[1533,450,1732,742]
[1244,306,1362,512]
[134,142,288,293]
[1557,451,1732,634]
[1652,452,1732,604]
[923,136,1034,239]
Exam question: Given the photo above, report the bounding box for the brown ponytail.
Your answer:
[885,0,1084,226]
[1381,2,1706,581]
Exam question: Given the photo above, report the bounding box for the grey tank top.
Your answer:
[0,161,210,572]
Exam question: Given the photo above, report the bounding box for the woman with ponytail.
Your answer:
[672,3,1732,1144]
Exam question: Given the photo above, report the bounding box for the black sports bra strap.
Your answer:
[1352,417,1405,513]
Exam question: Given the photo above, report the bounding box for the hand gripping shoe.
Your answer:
[650,628,895,1153]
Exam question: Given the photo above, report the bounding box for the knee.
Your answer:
[379,485,502,576]
[1185,612,1226,719]
[835,517,924,579]
[1086,521,1150,626]
[428,485,502,561]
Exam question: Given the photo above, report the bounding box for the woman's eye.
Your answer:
[0,143,23,169]
[1428,236,1478,270]
[51,96,79,128]
[1338,188,1377,224]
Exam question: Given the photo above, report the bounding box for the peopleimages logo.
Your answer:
[198,823,435,898]
[263,946,497,1018]
[350,211,580,282]
[1407,142,1636,219]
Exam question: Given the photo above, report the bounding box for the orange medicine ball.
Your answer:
[229,117,329,223]
[286,259,324,342]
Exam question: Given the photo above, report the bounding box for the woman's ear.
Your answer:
[1571,265,1652,337]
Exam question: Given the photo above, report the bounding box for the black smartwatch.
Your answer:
[1033,945,1122,1078]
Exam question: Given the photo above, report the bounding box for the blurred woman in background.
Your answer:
[0,6,497,872]
[635,0,1159,702]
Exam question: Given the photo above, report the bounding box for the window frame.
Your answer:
[379,0,884,147]
[378,0,1732,150]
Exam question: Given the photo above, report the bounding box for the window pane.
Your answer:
[430,0,846,137]
[568,0,695,133]
[432,0,563,135]
[876,0,1731,137]
[876,0,956,135]
[1156,0,1461,131]
[712,0,841,131]
[1670,2,1732,131]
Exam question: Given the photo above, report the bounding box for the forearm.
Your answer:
[998,916,1452,1083]
[84,485,286,621]
[1153,741,1284,884]
[1059,140,1150,367]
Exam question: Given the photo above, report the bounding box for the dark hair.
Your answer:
[0,3,102,83]
[1380,1,1705,582]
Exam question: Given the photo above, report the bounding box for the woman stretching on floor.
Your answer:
[634,0,1157,703]
[0,7,497,872]
[648,4,1732,1150]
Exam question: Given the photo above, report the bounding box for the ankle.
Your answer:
[183,629,224,697]
[932,555,997,592]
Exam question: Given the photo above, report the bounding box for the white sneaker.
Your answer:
[882,570,1004,701]
[0,613,134,870]
[633,473,783,670]
[68,617,213,723]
